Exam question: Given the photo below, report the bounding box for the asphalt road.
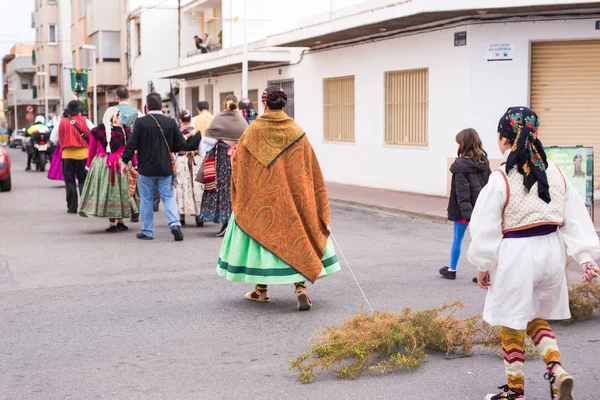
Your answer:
[1,148,599,400]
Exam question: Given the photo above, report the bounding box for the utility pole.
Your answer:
[241,0,248,100]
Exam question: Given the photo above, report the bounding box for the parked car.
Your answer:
[0,144,11,191]
[8,129,26,149]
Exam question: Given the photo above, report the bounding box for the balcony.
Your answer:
[181,0,223,59]
[7,88,35,106]
[93,61,122,87]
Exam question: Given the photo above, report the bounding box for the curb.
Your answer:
[329,198,450,224]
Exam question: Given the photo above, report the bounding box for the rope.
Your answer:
[330,229,375,314]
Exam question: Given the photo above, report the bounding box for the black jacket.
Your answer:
[447,157,491,221]
[122,113,185,177]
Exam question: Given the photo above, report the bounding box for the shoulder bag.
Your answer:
[148,114,177,180]
[68,118,90,143]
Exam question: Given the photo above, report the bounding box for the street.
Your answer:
[1,147,599,400]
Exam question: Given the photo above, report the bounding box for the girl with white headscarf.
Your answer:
[79,106,134,232]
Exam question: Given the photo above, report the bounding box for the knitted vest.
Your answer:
[498,162,566,234]
[59,115,90,148]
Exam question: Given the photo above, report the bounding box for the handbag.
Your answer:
[148,114,177,179]
[202,150,217,193]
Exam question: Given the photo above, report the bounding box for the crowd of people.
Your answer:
[25,82,600,399]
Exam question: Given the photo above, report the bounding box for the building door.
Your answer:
[220,91,234,111]
[267,79,294,119]
[191,87,200,116]
[204,84,214,112]
[530,40,600,186]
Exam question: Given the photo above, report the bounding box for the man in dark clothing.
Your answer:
[122,93,186,241]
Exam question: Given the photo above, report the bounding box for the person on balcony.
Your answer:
[194,35,202,50]
[202,33,213,53]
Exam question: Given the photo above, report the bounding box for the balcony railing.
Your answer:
[186,43,222,58]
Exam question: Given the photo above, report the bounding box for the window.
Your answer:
[324,76,355,142]
[49,24,57,44]
[267,79,294,118]
[136,21,141,56]
[49,0,57,4]
[50,64,59,85]
[384,68,429,146]
[248,89,258,107]
[220,91,234,109]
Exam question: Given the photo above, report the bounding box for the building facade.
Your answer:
[160,0,600,196]
[3,44,37,130]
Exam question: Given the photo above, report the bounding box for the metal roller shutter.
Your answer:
[530,40,600,187]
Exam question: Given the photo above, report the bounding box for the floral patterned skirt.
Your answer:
[199,144,232,224]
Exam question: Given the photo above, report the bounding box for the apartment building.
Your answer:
[71,0,126,121]
[3,44,36,130]
[160,0,600,196]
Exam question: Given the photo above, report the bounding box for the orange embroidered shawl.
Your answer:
[232,110,330,283]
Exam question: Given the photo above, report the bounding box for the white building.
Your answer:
[124,0,179,111]
[159,0,600,196]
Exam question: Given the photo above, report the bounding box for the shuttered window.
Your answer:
[384,68,428,146]
[530,40,600,187]
[324,76,355,142]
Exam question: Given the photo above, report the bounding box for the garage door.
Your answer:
[530,40,600,187]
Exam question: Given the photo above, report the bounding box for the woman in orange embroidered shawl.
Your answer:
[216,86,341,311]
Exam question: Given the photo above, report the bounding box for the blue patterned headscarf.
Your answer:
[498,106,550,203]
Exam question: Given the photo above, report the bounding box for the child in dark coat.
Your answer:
[439,128,491,280]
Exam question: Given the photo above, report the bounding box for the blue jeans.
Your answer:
[138,175,181,238]
[449,221,469,271]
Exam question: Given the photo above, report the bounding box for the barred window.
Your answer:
[323,76,355,142]
[384,68,428,146]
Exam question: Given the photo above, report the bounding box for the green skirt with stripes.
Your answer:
[79,156,131,219]
[217,215,341,285]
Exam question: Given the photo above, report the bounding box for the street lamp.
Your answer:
[36,72,49,123]
[8,87,17,131]
[82,44,97,125]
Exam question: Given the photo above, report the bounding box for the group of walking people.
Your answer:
[45,82,600,399]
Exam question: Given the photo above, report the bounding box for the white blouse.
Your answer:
[468,164,600,272]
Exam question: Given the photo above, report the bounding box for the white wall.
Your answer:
[129,4,179,102]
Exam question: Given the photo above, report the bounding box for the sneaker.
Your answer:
[439,266,457,280]
[130,213,139,223]
[171,226,184,241]
[546,362,573,400]
[136,233,153,240]
[105,226,118,233]
[295,283,312,311]
[485,385,524,400]
[117,222,129,232]
[245,288,270,303]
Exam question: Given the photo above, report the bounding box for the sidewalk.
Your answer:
[327,182,600,231]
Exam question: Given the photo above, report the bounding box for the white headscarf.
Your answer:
[102,106,120,153]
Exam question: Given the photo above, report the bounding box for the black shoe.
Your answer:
[67,209,78,214]
[106,226,118,233]
[195,216,204,227]
[117,223,129,232]
[153,207,159,212]
[472,277,479,284]
[25,166,31,171]
[171,226,184,241]
[131,213,139,223]
[216,223,228,237]
[439,266,456,280]
[180,218,186,227]
[136,233,153,240]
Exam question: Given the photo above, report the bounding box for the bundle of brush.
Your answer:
[289,301,502,384]
[564,279,600,323]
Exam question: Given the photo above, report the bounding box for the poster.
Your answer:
[487,43,513,61]
[545,146,593,208]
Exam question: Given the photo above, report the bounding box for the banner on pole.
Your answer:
[70,69,89,95]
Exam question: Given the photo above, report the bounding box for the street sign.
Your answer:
[26,105,35,113]
[26,113,34,122]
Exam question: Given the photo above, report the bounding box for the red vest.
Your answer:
[59,115,90,148]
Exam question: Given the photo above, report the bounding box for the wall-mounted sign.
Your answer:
[454,31,467,47]
[25,105,35,113]
[487,43,513,61]
[596,20,600,30]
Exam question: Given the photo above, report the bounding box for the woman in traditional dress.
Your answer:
[239,98,258,124]
[175,109,203,227]
[198,95,247,237]
[216,85,341,311]
[79,107,132,232]
[468,106,600,400]
[48,110,67,181]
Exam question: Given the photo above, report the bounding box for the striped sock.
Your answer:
[501,327,526,397]
[526,319,561,367]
